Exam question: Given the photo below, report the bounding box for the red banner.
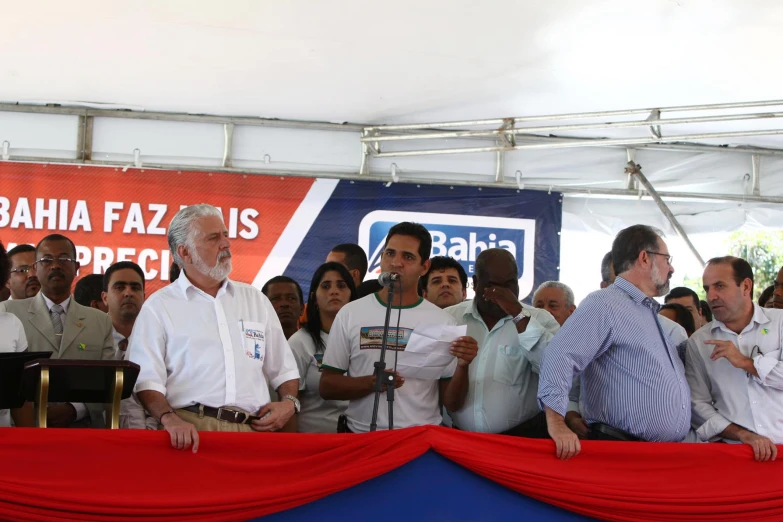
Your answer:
[0,426,780,522]
[0,162,316,293]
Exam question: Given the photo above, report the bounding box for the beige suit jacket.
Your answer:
[0,293,116,427]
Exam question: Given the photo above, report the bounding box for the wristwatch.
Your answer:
[282,395,301,414]
[512,307,531,324]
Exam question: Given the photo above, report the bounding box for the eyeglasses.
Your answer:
[34,256,77,268]
[646,251,673,265]
[10,265,33,274]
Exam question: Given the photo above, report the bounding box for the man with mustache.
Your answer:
[420,256,467,309]
[5,244,41,300]
[128,204,300,452]
[262,276,303,340]
[539,225,691,459]
[0,234,115,427]
[445,249,560,436]
[686,256,783,462]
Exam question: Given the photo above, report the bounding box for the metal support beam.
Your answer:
[222,123,235,168]
[76,115,94,161]
[751,154,761,196]
[625,161,705,267]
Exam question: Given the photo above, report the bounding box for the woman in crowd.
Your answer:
[288,262,357,433]
[659,302,696,338]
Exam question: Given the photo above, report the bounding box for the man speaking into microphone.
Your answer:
[320,222,478,433]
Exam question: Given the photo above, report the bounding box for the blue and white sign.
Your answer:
[359,210,536,298]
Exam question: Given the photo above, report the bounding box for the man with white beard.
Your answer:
[538,225,691,459]
[128,204,300,452]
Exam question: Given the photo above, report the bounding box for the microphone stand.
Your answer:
[369,278,398,432]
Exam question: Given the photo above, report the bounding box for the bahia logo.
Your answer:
[358,210,536,298]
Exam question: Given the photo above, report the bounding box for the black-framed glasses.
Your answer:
[646,251,673,265]
[10,265,33,274]
[34,256,77,268]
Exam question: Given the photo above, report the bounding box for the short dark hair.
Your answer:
[169,262,181,283]
[384,222,431,264]
[36,234,77,259]
[660,303,696,337]
[103,261,145,292]
[600,251,613,283]
[759,285,775,307]
[0,242,9,288]
[700,300,713,322]
[419,256,468,295]
[665,287,700,310]
[706,256,754,292]
[74,274,104,307]
[7,244,36,263]
[612,225,662,276]
[305,262,357,352]
[329,244,369,280]
[262,276,303,305]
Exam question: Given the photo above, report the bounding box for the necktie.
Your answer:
[118,338,128,353]
[50,304,64,348]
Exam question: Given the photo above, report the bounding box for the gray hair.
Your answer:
[167,204,225,267]
[534,281,575,308]
[600,251,613,283]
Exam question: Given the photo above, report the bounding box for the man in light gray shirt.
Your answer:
[686,256,782,462]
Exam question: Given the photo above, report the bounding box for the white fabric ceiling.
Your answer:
[2,0,782,124]
[2,0,783,240]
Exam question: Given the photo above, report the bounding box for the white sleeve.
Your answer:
[287,332,310,391]
[323,307,351,373]
[12,315,27,352]
[259,295,300,391]
[127,302,169,395]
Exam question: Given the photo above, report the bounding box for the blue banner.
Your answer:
[283,180,562,302]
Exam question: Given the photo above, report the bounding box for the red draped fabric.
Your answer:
[0,426,780,521]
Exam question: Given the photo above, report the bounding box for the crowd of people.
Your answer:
[1,204,781,462]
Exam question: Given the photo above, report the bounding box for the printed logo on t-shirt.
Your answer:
[359,326,413,351]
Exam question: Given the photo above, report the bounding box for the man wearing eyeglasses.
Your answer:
[0,234,115,428]
[538,225,691,459]
[5,244,41,300]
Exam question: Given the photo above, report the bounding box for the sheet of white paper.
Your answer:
[396,324,467,380]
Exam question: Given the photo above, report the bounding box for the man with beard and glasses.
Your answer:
[686,257,783,462]
[538,225,691,459]
[128,204,300,452]
[0,234,115,428]
[5,244,40,300]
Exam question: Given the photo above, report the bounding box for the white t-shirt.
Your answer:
[0,312,28,427]
[288,328,348,433]
[323,294,458,433]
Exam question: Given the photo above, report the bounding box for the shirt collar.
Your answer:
[42,293,71,314]
[177,270,234,300]
[614,276,660,312]
[710,302,770,333]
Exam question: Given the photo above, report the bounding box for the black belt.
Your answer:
[589,422,642,442]
[180,404,260,424]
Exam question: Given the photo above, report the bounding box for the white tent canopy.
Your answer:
[2,0,783,248]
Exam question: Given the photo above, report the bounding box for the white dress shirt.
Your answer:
[0,312,28,427]
[686,305,783,443]
[41,294,88,421]
[110,328,150,429]
[444,300,560,433]
[128,273,299,413]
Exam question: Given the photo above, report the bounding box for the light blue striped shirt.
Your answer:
[538,276,691,442]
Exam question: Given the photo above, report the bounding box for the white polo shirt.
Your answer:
[0,312,28,427]
[686,304,783,443]
[323,294,458,433]
[128,273,299,413]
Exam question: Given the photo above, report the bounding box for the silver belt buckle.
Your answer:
[216,406,248,424]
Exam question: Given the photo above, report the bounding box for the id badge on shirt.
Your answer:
[313,352,324,372]
[240,321,266,363]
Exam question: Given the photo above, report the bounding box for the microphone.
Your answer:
[377,272,400,287]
